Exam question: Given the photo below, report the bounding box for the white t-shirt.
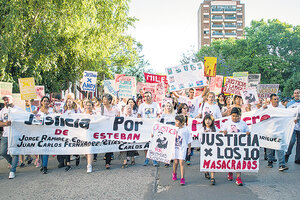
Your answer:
[160,113,175,125]
[0,106,23,137]
[138,102,161,118]
[287,101,300,131]
[199,102,222,119]
[101,105,120,117]
[173,126,193,160]
[178,96,203,118]
[221,119,250,133]
[267,104,285,109]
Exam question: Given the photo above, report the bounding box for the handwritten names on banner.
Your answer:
[222,77,247,96]
[18,77,37,100]
[257,84,279,98]
[200,132,260,172]
[204,57,217,77]
[118,76,136,98]
[166,62,208,92]
[137,82,165,103]
[147,123,177,164]
[81,71,97,92]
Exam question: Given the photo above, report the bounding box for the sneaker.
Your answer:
[143,159,149,166]
[204,172,210,179]
[180,178,185,185]
[153,160,158,167]
[172,173,177,181]
[186,161,191,165]
[65,165,71,171]
[8,172,15,179]
[42,167,48,174]
[164,164,170,168]
[227,172,233,181]
[19,163,25,168]
[267,161,273,168]
[279,165,288,171]
[57,163,65,168]
[210,178,215,185]
[295,160,300,164]
[27,157,33,165]
[87,165,92,173]
[36,160,41,168]
[236,177,243,186]
[285,155,289,163]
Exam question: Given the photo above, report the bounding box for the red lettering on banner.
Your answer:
[211,161,216,169]
[100,133,105,139]
[221,160,226,169]
[242,161,247,169]
[231,160,236,170]
[54,129,69,136]
[114,133,119,139]
[107,133,113,139]
[127,134,132,140]
[203,160,211,168]
[133,134,140,140]
[93,132,99,139]
[237,161,241,169]
[260,114,270,122]
[216,160,221,169]
[55,129,62,135]
[243,117,252,125]
[252,161,257,169]
[121,133,126,140]
[252,115,260,124]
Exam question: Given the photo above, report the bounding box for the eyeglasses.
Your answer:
[183,107,188,109]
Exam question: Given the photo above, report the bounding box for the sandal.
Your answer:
[122,164,128,168]
[204,172,210,179]
[105,164,110,169]
[210,178,215,185]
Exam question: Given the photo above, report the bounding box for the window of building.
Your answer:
[204,15,209,18]
[204,30,209,34]
[237,15,243,18]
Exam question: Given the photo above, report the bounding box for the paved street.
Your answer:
[0,149,299,200]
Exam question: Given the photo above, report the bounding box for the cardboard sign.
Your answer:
[35,86,45,100]
[115,74,126,91]
[103,80,117,96]
[257,84,279,99]
[241,88,259,105]
[118,76,136,98]
[18,77,37,100]
[81,71,97,92]
[166,62,208,92]
[204,57,217,77]
[137,82,165,103]
[12,93,25,110]
[144,73,168,93]
[147,123,177,164]
[0,82,13,103]
[248,74,261,88]
[209,75,223,94]
[200,132,259,172]
[223,78,247,96]
[233,72,248,85]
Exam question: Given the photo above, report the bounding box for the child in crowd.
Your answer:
[220,107,250,186]
[172,115,193,185]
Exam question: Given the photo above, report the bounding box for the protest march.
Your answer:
[0,61,299,189]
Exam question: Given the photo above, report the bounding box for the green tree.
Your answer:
[0,0,138,93]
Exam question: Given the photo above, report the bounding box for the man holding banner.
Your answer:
[0,95,22,179]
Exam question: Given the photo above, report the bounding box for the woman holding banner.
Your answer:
[100,94,120,169]
[196,92,222,120]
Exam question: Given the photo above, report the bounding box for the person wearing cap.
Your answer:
[0,95,23,179]
[220,107,250,186]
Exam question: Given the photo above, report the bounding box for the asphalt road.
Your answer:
[0,149,299,200]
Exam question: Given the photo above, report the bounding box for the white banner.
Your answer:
[200,132,260,172]
[8,111,158,155]
[147,123,177,164]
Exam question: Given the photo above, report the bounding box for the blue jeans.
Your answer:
[267,148,285,166]
[0,137,19,172]
[286,130,300,161]
[41,155,49,167]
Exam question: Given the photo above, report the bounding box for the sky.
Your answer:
[128,0,300,74]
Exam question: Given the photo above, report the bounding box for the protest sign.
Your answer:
[81,71,97,92]
[35,86,45,100]
[223,77,247,96]
[103,80,117,96]
[18,77,37,100]
[147,123,177,163]
[222,76,233,95]
[200,132,259,172]
[144,73,168,93]
[209,75,223,95]
[9,111,157,155]
[233,72,248,85]
[115,74,126,91]
[0,82,13,103]
[248,74,261,88]
[12,93,25,110]
[241,87,259,105]
[166,62,208,92]
[118,76,136,98]
[204,57,217,77]
[137,82,165,104]
[257,84,279,99]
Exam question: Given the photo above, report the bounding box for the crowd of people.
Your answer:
[0,85,299,187]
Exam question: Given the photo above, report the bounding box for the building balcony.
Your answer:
[211,8,223,13]
[224,8,236,13]
[224,24,236,29]
[212,32,224,37]
[211,24,223,30]
[224,17,236,21]
[225,32,236,37]
[211,16,223,21]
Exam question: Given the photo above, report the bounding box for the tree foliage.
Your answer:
[0,0,139,93]
[182,19,300,97]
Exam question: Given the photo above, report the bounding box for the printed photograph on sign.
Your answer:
[241,88,259,105]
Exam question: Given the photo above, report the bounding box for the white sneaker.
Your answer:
[87,165,92,173]
[9,172,15,179]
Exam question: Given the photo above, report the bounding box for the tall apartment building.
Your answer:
[198,0,245,49]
